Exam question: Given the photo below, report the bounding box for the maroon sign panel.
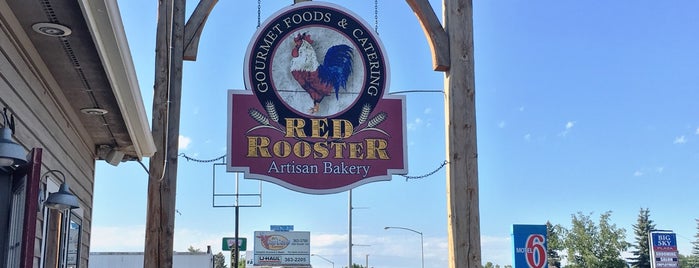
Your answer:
[227,2,407,194]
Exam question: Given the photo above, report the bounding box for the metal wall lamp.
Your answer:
[0,108,27,167]
[43,169,80,210]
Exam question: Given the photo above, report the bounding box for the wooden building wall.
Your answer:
[0,1,97,266]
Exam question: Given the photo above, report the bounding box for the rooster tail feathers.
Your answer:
[318,44,353,100]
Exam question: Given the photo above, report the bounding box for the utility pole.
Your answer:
[144,0,184,266]
[406,0,481,267]
[144,0,217,266]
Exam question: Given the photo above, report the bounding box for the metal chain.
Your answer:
[257,0,261,28]
[400,160,448,181]
[374,0,379,33]
[178,153,226,163]
[178,154,447,181]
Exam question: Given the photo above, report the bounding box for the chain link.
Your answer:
[179,154,447,181]
[400,160,448,181]
[374,0,379,33]
[257,0,261,28]
[179,153,226,163]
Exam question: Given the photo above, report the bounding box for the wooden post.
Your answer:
[144,0,215,266]
[443,0,481,267]
[144,0,185,266]
[406,0,481,267]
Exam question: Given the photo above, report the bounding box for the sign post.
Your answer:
[231,245,238,268]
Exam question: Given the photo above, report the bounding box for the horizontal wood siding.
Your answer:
[0,3,97,267]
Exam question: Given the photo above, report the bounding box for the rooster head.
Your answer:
[292,32,313,58]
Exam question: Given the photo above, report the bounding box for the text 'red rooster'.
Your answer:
[290,32,353,114]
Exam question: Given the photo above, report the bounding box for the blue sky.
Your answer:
[91,1,699,267]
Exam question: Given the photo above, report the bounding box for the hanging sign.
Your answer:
[228,1,407,194]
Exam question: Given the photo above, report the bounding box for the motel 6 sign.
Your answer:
[512,224,548,268]
[227,1,407,194]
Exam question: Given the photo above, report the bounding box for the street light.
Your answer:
[311,253,334,268]
[385,226,424,268]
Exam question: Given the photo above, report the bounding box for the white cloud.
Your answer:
[524,134,531,141]
[673,136,687,144]
[310,233,346,248]
[498,121,506,128]
[179,135,192,149]
[91,225,222,253]
[634,171,643,177]
[481,235,512,266]
[407,117,424,131]
[90,225,146,251]
[656,167,664,173]
[518,106,525,112]
[424,107,432,114]
[90,228,511,268]
[696,127,699,135]
[559,121,575,136]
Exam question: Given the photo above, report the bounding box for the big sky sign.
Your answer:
[228,2,407,194]
[650,231,679,268]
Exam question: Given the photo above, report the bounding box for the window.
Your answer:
[42,174,83,268]
[5,172,26,267]
[44,209,82,268]
[66,214,81,268]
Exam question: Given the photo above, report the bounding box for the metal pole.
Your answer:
[365,254,369,268]
[348,189,352,268]
[234,173,240,268]
[420,232,424,268]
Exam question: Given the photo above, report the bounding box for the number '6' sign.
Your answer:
[525,234,547,268]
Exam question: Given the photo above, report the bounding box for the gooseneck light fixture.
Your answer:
[0,108,27,167]
[311,254,334,268]
[385,226,424,268]
[44,169,80,210]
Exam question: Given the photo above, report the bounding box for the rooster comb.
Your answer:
[294,32,313,44]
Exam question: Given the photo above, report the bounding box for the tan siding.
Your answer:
[0,3,97,267]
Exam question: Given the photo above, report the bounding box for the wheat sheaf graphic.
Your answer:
[354,105,390,136]
[357,104,372,125]
[265,101,279,123]
[246,107,284,134]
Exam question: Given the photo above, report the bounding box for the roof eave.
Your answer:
[77,0,156,159]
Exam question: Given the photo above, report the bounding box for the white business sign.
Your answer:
[253,231,310,266]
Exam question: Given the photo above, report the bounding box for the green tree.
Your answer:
[628,208,655,268]
[484,262,494,268]
[563,211,629,268]
[547,221,565,268]
[679,253,699,268]
[187,245,202,253]
[691,219,699,268]
[343,264,365,268]
[214,252,227,268]
[694,219,699,253]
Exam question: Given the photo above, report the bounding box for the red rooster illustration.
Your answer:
[290,32,353,114]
